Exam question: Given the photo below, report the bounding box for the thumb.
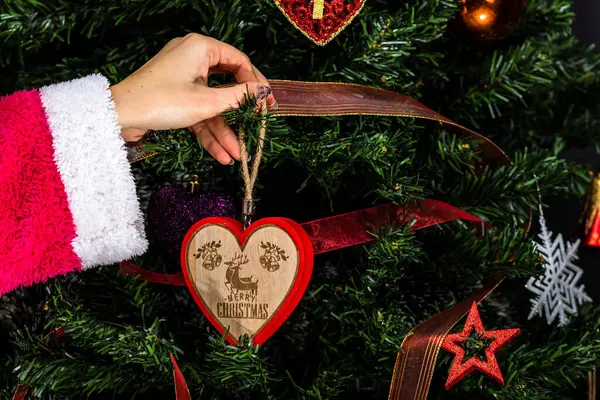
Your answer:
[210,82,272,113]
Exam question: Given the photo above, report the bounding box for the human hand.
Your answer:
[109,33,277,165]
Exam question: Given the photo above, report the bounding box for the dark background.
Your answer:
[547,3,600,397]
[549,0,600,302]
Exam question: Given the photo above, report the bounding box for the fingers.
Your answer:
[202,36,277,109]
[203,37,259,85]
[190,121,233,165]
[241,65,277,110]
[207,116,242,161]
[209,82,271,115]
[120,127,148,143]
[207,67,277,110]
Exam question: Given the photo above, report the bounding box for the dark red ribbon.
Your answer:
[170,354,192,400]
[120,262,187,286]
[120,199,489,285]
[12,385,28,400]
[304,199,488,254]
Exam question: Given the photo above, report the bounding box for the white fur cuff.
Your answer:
[40,74,148,268]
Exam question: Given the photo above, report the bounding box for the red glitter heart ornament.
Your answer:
[274,0,367,45]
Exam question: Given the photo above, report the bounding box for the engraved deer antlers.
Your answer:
[224,253,249,267]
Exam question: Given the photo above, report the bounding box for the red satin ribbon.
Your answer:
[304,199,489,254]
[12,385,28,400]
[170,354,192,400]
[120,261,187,286]
[120,199,489,285]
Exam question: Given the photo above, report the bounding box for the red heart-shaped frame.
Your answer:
[181,216,314,346]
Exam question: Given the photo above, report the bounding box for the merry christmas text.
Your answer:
[217,302,269,319]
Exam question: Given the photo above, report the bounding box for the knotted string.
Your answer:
[239,98,268,229]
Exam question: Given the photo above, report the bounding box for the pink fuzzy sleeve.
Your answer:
[0,75,147,296]
[0,89,81,295]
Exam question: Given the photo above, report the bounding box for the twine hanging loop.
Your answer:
[239,98,269,229]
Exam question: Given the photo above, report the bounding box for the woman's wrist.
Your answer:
[109,83,129,128]
[110,82,146,142]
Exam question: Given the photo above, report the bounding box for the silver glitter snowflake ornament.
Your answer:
[525,202,592,326]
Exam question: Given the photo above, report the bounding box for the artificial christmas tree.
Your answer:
[1,0,600,399]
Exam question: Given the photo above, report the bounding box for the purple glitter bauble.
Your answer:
[147,186,236,263]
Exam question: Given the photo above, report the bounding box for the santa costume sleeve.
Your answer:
[0,74,148,296]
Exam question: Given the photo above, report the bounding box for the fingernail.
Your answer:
[247,154,252,162]
[228,159,235,166]
[257,86,272,101]
[270,100,279,111]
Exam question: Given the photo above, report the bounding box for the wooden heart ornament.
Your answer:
[181,217,314,346]
[273,0,367,46]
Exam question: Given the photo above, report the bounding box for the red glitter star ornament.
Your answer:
[273,0,366,46]
[441,302,520,390]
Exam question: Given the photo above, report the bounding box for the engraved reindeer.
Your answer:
[224,253,258,295]
[193,240,222,271]
[259,241,288,272]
